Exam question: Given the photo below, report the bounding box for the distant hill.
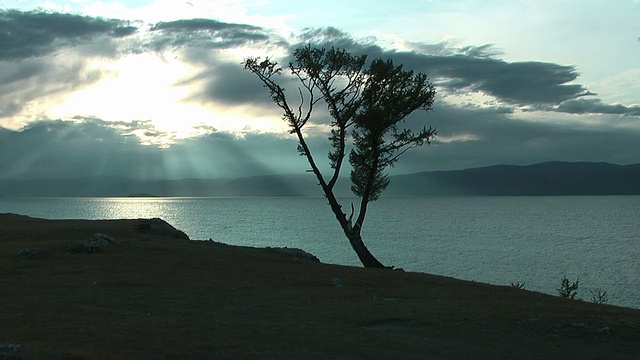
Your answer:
[1,161,639,197]
[0,174,322,197]
[387,161,640,196]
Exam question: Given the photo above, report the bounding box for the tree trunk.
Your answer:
[346,232,386,268]
[295,133,386,269]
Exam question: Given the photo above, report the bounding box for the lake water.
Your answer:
[1,196,639,308]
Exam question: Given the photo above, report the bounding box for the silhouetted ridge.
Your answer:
[387,161,640,196]
[1,161,639,196]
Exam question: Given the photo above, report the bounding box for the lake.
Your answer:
[1,196,639,308]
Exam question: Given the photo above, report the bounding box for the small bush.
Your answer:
[557,276,580,299]
[589,289,608,304]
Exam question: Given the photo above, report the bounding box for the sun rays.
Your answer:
[42,50,287,148]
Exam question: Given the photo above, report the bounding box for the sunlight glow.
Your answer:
[437,85,508,110]
[435,133,481,143]
[46,52,288,146]
[50,53,195,130]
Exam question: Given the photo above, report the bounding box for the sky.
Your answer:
[1,0,639,181]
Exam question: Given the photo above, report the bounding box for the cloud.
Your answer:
[421,56,590,104]
[0,9,140,129]
[394,103,640,173]
[167,25,638,141]
[2,106,638,185]
[293,29,593,106]
[0,119,139,179]
[146,18,281,52]
[0,9,136,60]
[0,57,106,129]
[0,13,637,183]
[285,28,640,119]
[555,99,640,116]
[0,119,312,180]
[151,18,263,34]
[176,60,305,111]
[175,62,271,106]
[297,26,353,44]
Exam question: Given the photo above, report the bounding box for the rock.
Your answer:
[0,343,24,359]
[331,277,344,288]
[87,233,117,246]
[137,218,190,240]
[266,247,321,263]
[15,248,44,259]
[67,233,117,253]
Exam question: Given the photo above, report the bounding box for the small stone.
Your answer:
[15,248,44,259]
[0,343,24,358]
[87,233,116,246]
[331,277,344,288]
[67,233,117,253]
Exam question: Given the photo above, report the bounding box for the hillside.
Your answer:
[388,161,640,196]
[2,214,640,359]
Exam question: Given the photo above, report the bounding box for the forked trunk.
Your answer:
[296,133,386,269]
[323,191,387,268]
[346,232,386,268]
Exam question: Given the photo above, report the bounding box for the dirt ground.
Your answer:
[1,213,640,359]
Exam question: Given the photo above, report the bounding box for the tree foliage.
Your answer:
[557,276,580,299]
[244,46,436,268]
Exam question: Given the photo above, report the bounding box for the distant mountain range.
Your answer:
[386,161,640,196]
[1,161,639,197]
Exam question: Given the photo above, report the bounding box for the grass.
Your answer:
[2,213,640,359]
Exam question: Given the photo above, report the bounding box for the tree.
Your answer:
[244,46,436,268]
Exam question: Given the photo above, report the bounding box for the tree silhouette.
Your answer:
[244,46,436,268]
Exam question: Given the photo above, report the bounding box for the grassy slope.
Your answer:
[1,214,640,359]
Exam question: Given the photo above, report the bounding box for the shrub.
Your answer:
[589,289,608,304]
[557,276,580,299]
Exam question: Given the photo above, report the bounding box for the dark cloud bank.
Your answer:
[148,18,270,50]
[0,11,639,190]
[179,24,639,116]
[0,9,138,124]
[0,9,136,60]
[0,119,310,180]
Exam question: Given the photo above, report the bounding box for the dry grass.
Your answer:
[1,213,640,359]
